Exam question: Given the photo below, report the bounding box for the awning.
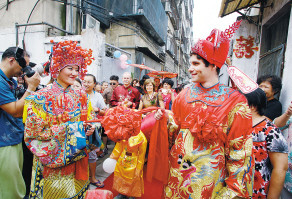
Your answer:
[136,47,163,63]
[219,0,261,17]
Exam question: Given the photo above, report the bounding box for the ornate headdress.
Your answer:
[47,40,94,79]
[191,20,242,68]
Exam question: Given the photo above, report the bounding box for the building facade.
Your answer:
[220,0,291,115]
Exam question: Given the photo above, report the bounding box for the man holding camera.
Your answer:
[0,47,40,199]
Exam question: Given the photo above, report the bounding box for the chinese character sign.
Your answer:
[233,36,259,58]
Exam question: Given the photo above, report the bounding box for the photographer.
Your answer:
[16,61,46,99]
[0,47,40,199]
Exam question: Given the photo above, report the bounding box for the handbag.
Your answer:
[88,122,103,150]
[64,121,87,164]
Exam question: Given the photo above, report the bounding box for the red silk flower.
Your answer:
[101,106,142,142]
[187,109,224,144]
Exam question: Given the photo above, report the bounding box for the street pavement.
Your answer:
[89,140,115,190]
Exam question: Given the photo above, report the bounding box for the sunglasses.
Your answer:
[110,83,116,85]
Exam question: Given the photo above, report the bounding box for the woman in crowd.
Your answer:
[138,79,164,111]
[95,82,102,93]
[131,78,139,87]
[101,81,108,94]
[154,77,161,92]
[23,40,95,198]
[83,74,107,188]
[160,78,177,110]
[257,75,282,121]
[244,88,288,198]
[72,77,82,90]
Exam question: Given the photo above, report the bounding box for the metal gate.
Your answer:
[258,44,285,78]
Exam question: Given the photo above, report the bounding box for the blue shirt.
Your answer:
[0,69,24,147]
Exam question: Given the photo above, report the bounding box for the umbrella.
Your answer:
[128,64,156,79]
[146,71,178,79]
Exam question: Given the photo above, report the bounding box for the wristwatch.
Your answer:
[26,89,34,94]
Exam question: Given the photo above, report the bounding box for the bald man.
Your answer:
[110,72,140,108]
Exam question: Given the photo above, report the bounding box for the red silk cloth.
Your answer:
[146,110,169,184]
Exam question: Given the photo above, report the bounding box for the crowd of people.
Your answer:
[0,22,292,199]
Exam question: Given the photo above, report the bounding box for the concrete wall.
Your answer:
[231,19,260,82]
[262,0,290,25]
[279,8,292,114]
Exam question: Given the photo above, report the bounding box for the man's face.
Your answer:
[154,78,160,86]
[122,74,131,87]
[259,81,274,100]
[12,56,30,77]
[83,76,95,93]
[188,55,212,83]
[109,80,118,89]
[102,82,108,91]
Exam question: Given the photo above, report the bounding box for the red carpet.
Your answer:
[100,167,164,199]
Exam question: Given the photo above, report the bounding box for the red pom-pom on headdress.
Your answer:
[49,40,94,79]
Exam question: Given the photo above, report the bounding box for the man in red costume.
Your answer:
[155,21,254,198]
[110,72,140,108]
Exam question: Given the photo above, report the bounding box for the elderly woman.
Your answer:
[257,75,282,121]
[138,79,164,110]
[244,88,288,198]
[23,40,95,199]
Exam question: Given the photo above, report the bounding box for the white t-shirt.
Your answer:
[90,91,106,109]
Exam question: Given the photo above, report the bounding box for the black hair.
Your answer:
[190,53,220,75]
[142,75,150,80]
[162,78,174,88]
[139,79,144,87]
[85,74,97,84]
[110,75,119,81]
[244,88,267,116]
[75,78,82,85]
[101,81,108,86]
[257,75,282,95]
[131,78,138,86]
[2,47,29,60]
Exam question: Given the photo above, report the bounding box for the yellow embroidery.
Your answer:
[228,102,251,128]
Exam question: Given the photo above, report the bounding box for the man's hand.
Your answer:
[24,72,41,91]
[154,109,163,120]
[285,102,292,117]
[84,122,96,136]
[93,107,100,113]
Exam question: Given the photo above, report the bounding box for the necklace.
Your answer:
[147,92,156,105]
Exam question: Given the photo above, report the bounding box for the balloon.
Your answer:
[126,60,132,64]
[119,54,128,61]
[113,51,121,58]
[103,158,117,173]
[120,61,129,69]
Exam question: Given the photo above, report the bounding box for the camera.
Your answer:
[22,65,35,77]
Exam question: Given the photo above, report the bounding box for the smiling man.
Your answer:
[110,72,140,108]
[155,22,254,198]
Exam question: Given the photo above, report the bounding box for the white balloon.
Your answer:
[102,158,117,173]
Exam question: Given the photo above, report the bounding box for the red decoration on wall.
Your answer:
[233,36,259,58]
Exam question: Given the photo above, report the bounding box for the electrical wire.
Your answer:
[22,0,41,48]
[0,0,15,11]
